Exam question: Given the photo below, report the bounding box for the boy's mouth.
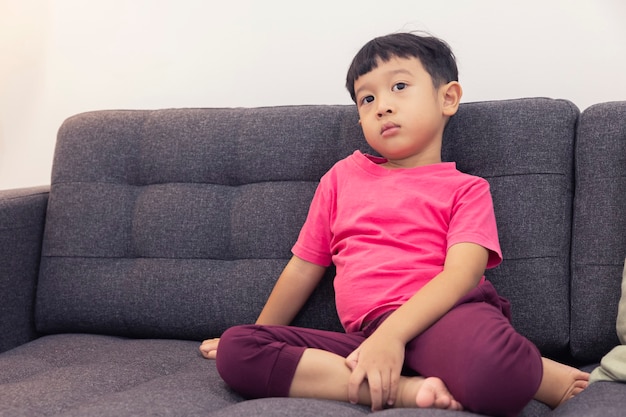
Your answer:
[381,122,400,137]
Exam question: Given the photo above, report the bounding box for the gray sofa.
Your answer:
[1,98,625,417]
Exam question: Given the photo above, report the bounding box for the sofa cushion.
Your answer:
[443,98,578,356]
[36,107,366,339]
[3,334,550,417]
[571,101,626,362]
[0,334,241,416]
[545,380,626,417]
[0,187,48,353]
[36,100,577,358]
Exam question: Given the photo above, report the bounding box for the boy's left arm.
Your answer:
[346,242,489,410]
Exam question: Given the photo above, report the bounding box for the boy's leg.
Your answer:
[289,347,461,410]
[216,323,462,411]
[402,281,543,417]
[215,324,363,398]
[401,281,589,417]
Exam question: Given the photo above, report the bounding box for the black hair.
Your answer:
[346,32,458,103]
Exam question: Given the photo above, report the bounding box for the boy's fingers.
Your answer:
[345,350,359,371]
[368,371,384,411]
[387,372,399,407]
[369,368,399,409]
[347,368,365,405]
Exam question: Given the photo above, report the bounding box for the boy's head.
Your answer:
[346,32,458,103]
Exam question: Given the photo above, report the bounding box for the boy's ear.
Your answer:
[441,81,463,117]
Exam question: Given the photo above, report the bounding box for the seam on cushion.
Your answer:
[50,179,321,187]
[0,224,43,232]
[500,255,566,261]
[40,255,291,261]
[0,191,49,201]
[576,175,626,181]
[43,254,572,262]
[483,173,568,180]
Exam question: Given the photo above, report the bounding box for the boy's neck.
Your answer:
[379,145,443,170]
[381,157,442,170]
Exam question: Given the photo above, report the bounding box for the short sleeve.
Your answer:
[291,177,334,267]
[447,179,503,269]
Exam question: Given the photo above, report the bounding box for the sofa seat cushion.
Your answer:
[1,334,552,416]
[543,380,626,417]
[0,334,240,416]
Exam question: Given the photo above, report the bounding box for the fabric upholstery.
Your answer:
[0,335,547,416]
[36,107,368,339]
[35,100,578,359]
[0,334,239,416]
[0,186,48,353]
[8,98,625,416]
[547,380,626,417]
[571,101,626,362]
[443,98,578,355]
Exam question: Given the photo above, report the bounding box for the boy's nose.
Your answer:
[376,97,394,117]
[377,107,393,117]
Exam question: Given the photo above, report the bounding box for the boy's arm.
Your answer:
[347,242,488,410]
[256,255,327,325]
[200,255,326,359]
[372,242,488,342]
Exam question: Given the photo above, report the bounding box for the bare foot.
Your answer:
[536,357,590,408]
[397,376,463,410]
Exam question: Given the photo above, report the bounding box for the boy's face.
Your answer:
[353,56,460,168]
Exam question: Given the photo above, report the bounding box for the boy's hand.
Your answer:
[199,338,220,359]
[345,333,405,411]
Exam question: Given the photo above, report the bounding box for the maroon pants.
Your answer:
[216,281,542,417]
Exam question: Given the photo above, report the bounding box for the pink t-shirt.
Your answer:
[292,151,502,333]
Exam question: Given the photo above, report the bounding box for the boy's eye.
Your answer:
[392,82,407,91]
[360,95,374,106]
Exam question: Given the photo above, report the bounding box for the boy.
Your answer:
[200,32,589,416]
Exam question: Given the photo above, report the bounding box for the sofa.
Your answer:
[1,97,625,417]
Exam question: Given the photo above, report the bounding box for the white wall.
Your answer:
[1,0,625,189]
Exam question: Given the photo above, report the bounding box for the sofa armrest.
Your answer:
[0,186,49,353]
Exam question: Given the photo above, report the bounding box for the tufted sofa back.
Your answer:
[570,102,626,361]
[36,100,581,358]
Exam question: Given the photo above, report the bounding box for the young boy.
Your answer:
[200,32,589,417]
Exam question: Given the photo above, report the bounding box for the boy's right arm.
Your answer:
[199,255,326,359]
[255,255,327,325]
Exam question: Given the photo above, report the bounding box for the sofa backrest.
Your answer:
[36,99,578,357]
[571,101,626,362]
[443,98,578,357]
[36,106,367,339]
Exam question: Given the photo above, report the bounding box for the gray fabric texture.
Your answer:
[571,101,626,362]
[36,106,366,339]
[0,186,48,353]
[0,334,549,417]
[36,100,577,358]
[546,381,626,417]
[4,98,626,416]
[0,334,240,416]
[443,98,578,354]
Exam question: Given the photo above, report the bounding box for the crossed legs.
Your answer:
[215,283,588,416]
